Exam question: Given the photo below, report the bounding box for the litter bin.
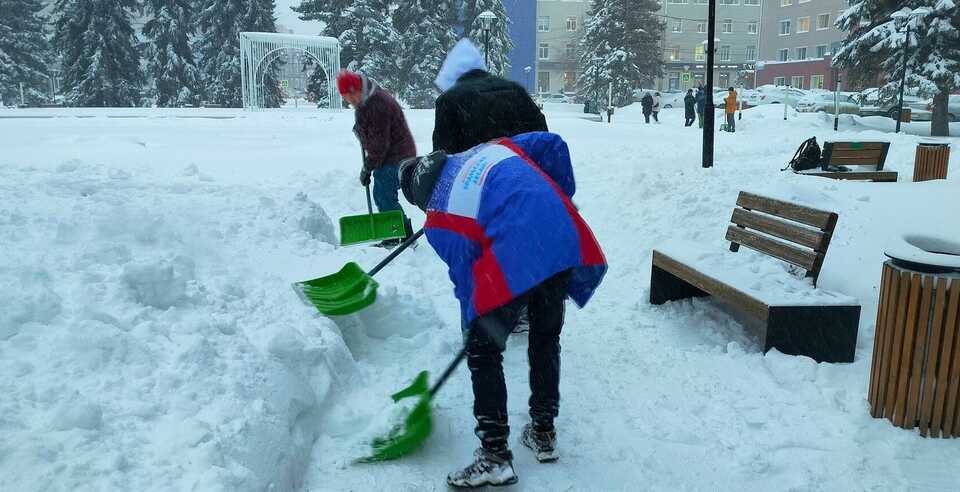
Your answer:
[913,142,951,182]
[869,235,960,437]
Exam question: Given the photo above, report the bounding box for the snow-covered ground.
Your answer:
[1,104,958,491]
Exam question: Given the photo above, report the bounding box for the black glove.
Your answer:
[359,166,372,186]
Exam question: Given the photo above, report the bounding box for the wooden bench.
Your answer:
[649,192,861,363]
[800,141,897,182]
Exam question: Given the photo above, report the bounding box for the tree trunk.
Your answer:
[931,89,950,137]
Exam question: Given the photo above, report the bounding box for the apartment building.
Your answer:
[659,0,763,90]
[756,0,849,89]
[535,0,590,95]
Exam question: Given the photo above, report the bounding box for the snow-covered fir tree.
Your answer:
[0,0,51,106]
[143,0,201,107]
[302,57,329,107]
[577,0,664,106]
[835,1,959,136]
[394,0,457,107]
[196,0,283,107]
[462,0,512,76]
[53,0,143,107]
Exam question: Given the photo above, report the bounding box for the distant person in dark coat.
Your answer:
[432,39,547,154]
[640,92,654,124]
[695,87,706,129]
[684,89,696,127]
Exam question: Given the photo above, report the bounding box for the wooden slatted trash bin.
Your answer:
[913,142,951,182]
[869,236,960,437]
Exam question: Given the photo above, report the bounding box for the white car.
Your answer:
[658,91,686,109]
[539,93,572,104]
[908,95,960,122]
[754,85,809,105]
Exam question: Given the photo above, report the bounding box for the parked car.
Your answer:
[657,90,686,108]
[754,85,809,105]
[855,88,923,119]
[539,93,572,104]
[796,92,861,114]
[908,95,960,122]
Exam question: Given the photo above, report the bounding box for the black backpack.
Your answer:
[784,137,822,172]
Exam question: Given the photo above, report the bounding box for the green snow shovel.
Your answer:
[293,229,424,316]
[357,345,468,463]
[338,182,407,246]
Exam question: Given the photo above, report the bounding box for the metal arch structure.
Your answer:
[239,32,342,110]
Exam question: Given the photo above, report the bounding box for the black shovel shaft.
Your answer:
[367,228,424,277]
[430,346,468,397]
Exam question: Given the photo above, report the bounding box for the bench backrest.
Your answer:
[822,141,891,170]
[726,192,839,285]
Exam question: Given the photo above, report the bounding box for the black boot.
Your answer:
[520,423,558,463]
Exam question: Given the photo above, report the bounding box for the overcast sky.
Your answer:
[274,0,324,35]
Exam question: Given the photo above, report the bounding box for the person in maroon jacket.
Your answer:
[336,70,417,245]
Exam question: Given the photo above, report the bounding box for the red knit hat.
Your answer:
[336,70,362,95]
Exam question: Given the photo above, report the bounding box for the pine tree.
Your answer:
[196,0,283,107]
[835,1,959,136]
[462,0,512,76]
[302,56,329,107]
[53,0,143,107]
[395,0,457,108]
[577,0,664,106]
[0,0,51,106]
[143,0,201,107]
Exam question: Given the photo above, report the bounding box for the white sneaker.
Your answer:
[447,448,518,488]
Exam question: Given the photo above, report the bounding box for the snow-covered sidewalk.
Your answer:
[1,105,958,491]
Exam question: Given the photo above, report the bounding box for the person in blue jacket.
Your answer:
[398,132,607,488]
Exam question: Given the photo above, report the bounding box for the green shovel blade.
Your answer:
[293,262,379,316]
[339,210,407,246]
[357,371,434,463]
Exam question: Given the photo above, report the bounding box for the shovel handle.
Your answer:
[429,346,468,398]
[367,228,424,277]
[365,184,375,233]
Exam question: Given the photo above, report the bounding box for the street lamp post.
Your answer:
[702,1,718,169]
[478,11,496,69]
[524,66,532,94]
[895,23,911,134]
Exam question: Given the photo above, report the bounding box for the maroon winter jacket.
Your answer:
[352,77,417,169]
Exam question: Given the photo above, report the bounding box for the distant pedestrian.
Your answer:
[724,87,737,133]
[695,87,706,129]
[641,92,653,123]
[683,89,696,127]
[652,92,661,123]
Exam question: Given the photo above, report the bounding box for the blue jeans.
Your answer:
[373,163,401,213]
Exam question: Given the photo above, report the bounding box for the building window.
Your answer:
[694,0,708,3]
[799,0,810,3]
[747,21,758,34]
[778,48,789,61]
[775,76,786,86]
[669,72,681,91]
[830,41,842,54]
[565,44,576,59]
[746,45,756,61]
[670,46,681,61]
[816,44,828,58]
[781,0,792,6]
[537,71,550,93]
[720,0,737,5]
[566,17,577,31]
[796,46,807,59]
[538,43,549,60]
[811,74,824,89]
[817,13,830,30]
[798,17,810,33]
[537,16,549,32]
[563,71,577,90]
[695,44,705,62]
[791,75,804,88]
[743,0,760,5]
[780,20,791,35]
[668,0,688,3]
[697,22,707,33]
[672,20,683,33]
[722,19,733,33]
[720,45,731,61]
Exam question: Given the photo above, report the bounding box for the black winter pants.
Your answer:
[684,115,696,126]
[466,270,570,454]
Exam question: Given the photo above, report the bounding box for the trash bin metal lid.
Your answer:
[885,234,960,273]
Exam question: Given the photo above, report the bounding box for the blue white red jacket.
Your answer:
[424,132,607,328]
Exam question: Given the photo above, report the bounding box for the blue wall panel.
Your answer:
[502,0,536,93]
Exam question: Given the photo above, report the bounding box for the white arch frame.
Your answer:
[239,32,342,110]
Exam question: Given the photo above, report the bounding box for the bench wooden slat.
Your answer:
[730,208,828,251]
[828,142,887,151]
[726,226,820,272]
[735,191,836,229]
[652,250,769,321]
[805,171,898,182]
[828,155,884,165]
[829,149,885,159]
